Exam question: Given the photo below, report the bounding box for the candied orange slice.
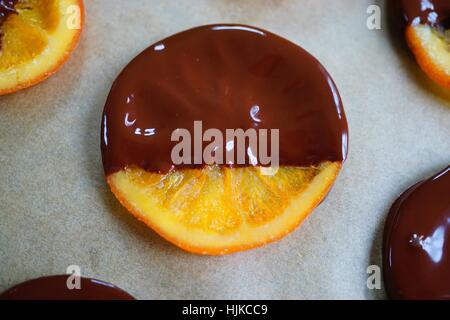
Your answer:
[406,24,450,89]
[0,0,84,95]
[107,162,341,255]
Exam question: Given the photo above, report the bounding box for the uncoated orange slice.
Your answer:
[0,0,84,95]
[406,24,450,89]
[107,162,342,255]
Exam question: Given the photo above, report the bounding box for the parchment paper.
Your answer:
[1,0,449,299]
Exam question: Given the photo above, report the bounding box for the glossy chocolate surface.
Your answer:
[0,275,135,300]
[383,166,450,300]
[0,0,17,30]
[101,24,348,175]
[401,0,450,28]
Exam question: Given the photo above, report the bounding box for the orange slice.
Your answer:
[406,24,450,89]
[107,161,341,255]
[0,0,84,95]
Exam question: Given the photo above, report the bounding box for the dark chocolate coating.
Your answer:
[401,0,450,28]
[101,24,348,175]
[0,0,16,25]
[383,166,450,300]
[0,0,17,50]
[0,275,135,300]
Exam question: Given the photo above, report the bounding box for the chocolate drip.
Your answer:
[0,0,18,49]
[0,0,17,25]
[383,166,450,300]
[101,24,348,175]
[0,275,135,300]
[401,0,450,29]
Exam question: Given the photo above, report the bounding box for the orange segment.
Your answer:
[228,167,285,227]
[0,14,47,69]
[107,162,342,255]
[0,0,83,95]
[17,0,61,32]
[406,24,450,89]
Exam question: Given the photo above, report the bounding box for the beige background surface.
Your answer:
[1,0,449,299]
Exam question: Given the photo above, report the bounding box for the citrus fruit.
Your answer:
[0,0,84,95]
[399,0,450,89]
[406,24,450,89]
[101,24,347,255]
[108,162,341,255]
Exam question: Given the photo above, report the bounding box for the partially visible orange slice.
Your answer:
[0,0,84,95]
[107,162,341,255]
[406,24,450,89]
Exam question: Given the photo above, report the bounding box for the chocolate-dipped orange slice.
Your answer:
[101,25,348,255]
[401,0,450,89]
[0,275,135,300]
[383,166,450,299]
[0,0,84,95]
